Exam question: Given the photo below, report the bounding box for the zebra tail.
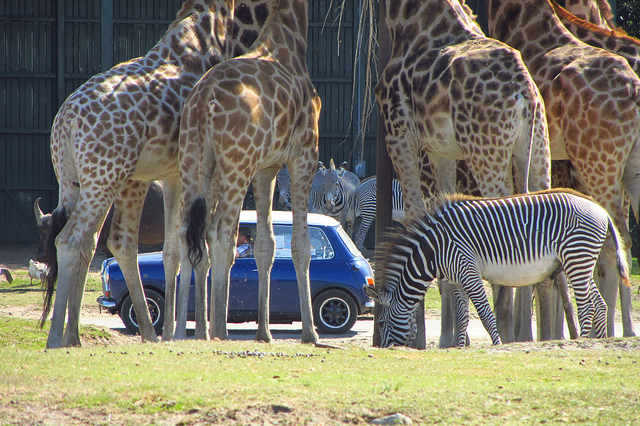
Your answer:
[39,206,67,328]
[186,197,207,268]
[608,218,631,287]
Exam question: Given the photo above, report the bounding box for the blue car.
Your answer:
[98,211,375,335]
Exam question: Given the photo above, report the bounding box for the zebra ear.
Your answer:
[363,285,390,306]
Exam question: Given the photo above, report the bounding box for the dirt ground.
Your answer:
[0,242,108,273]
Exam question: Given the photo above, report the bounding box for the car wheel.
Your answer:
[312,289,358,334]
[119,289,164,335]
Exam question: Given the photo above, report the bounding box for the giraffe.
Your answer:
[563,0,616,29]
[175,0,321,344]
[375,0,552,346]
[548,1,639,338]
[39,0,270,348]
[486,0,640,338]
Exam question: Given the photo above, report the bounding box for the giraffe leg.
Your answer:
[207,186,246,341]
[175,190,212,341]
[591,237,621,338]
[47,192,111,349]
[63,241,93,347]
[429,156,461,349]
[619,241,636,337]
[514,286,533,342]
[107,181,159,343]
[533,278,552,341]
[253,169,278,343]
[161,177,181,341]
[438,279,457,348]
[290,158,320,345]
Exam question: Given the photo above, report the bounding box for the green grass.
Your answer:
[0,269,102,308]
[1,259,639,423]
[0,317,639,424]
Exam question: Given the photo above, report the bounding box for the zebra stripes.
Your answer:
[276,161,360,232]
[353,177,405,250]
[365,189,630,347]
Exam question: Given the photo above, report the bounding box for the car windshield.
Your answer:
[235,224,335,260]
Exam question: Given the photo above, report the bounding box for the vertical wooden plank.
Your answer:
[57,0,66,106]
[101,0,114,71]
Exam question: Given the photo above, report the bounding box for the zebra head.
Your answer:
[364,286,418,348]
[275,167,292,211]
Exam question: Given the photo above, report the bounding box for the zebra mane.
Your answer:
[375,216,438,295]
[429,187,595,213]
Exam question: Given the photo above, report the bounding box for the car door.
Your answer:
[268,224,300,315]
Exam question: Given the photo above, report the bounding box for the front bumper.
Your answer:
[97,295,117,310]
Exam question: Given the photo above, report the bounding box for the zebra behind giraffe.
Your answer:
[365,189,630,347]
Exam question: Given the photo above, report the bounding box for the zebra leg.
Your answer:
[356,214,373,252]
[438,279,457,348]
[554,273,579,340]
[566,269,595,338]
[452,285,470,347]
[466,279,502,346]
[589,278,608,339]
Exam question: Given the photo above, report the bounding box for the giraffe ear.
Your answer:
[364,285,390,306]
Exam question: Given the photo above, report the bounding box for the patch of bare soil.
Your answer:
[0,243,107,274]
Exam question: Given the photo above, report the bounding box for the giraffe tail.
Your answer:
[608,217,631,288]
[39,206,67,328]
[186,197,207,268]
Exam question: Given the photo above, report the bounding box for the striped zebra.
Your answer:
[275,167,291,210]
[319,162,358,224]
[353,177,405,250]
[364,189,630,347]
[275,162,326,211]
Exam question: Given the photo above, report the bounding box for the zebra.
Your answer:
[278,160,359,230]
[352,176,405,250]
[275,161,326,211]
[317,162,358,224]
[364,189,630,347]
[275,167,291,210]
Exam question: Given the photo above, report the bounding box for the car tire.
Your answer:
[312,289,358,334]
[119,289,164,335]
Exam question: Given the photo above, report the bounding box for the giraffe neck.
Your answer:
[229,1,277,57]
[487,0,576,54]
[247,0,309,70]
[552,1,640,74]
[564,0,615,29]
[384,0,482,53]
[146,0,234,76]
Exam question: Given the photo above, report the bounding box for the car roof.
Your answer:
[239,210,340,227]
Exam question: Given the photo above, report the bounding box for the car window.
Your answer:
[273,225,334,260]
[236,225,256,259]
[337,225,361,257]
